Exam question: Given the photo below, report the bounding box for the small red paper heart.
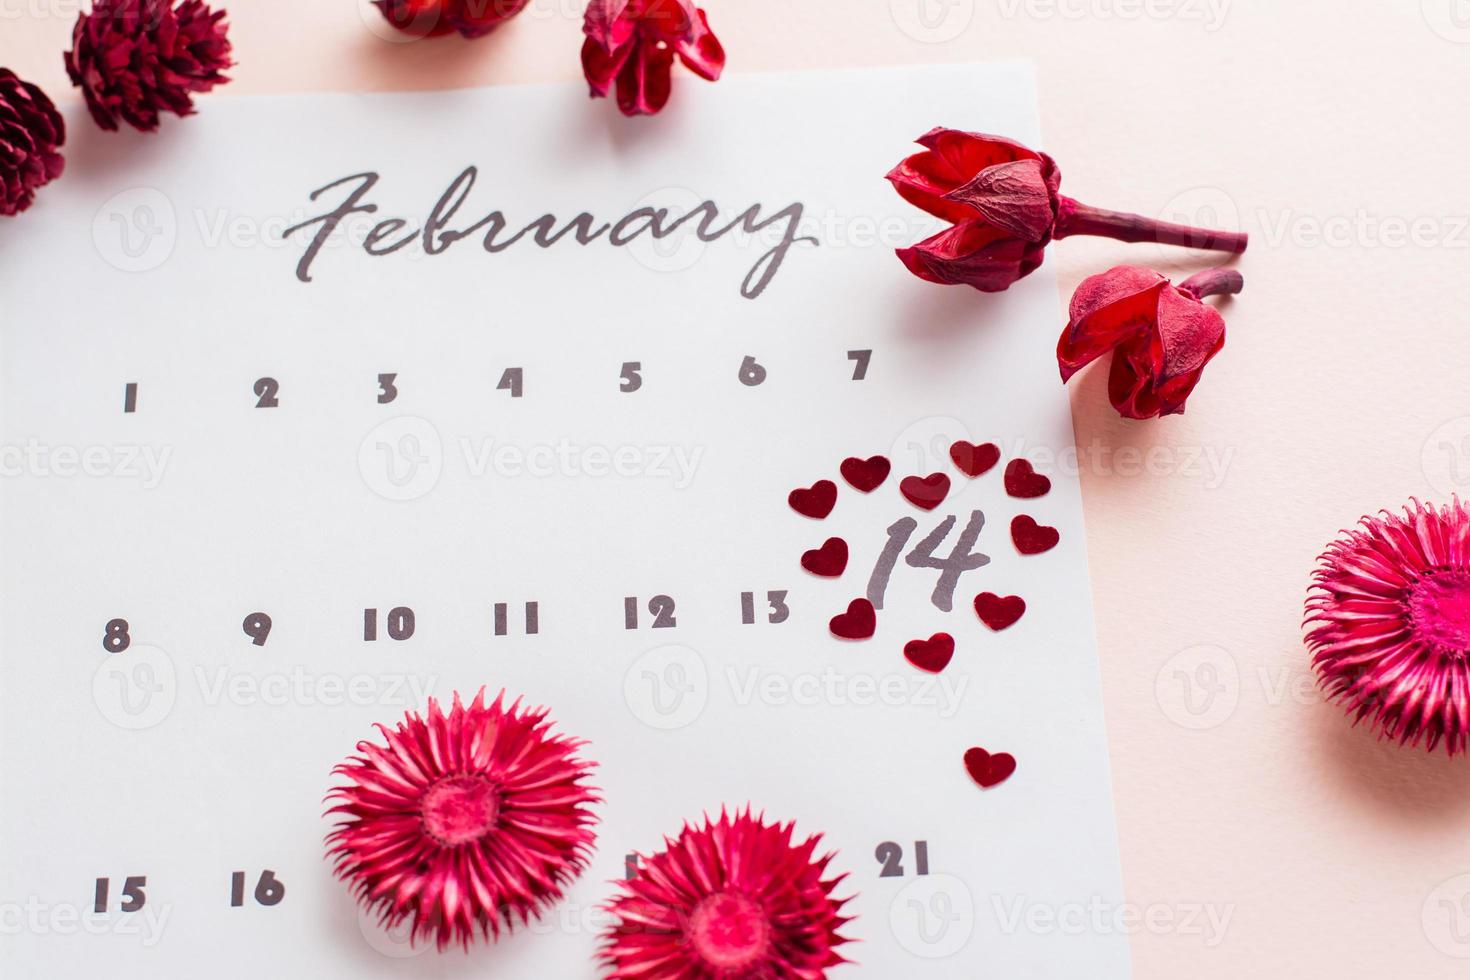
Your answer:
[840,455,891,493]
[900,473,950,511]
[801,537,849,577]
[973,592,1026,631]
[1010,515,1059,555]
[903,633,955,673]
[950,440,1001,478]
[1004,459,1051,499]
[964,747,1017,789]
[829,598,876,640]
[789,479,837,519]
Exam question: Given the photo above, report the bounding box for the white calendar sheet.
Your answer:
[0,63,1130,978]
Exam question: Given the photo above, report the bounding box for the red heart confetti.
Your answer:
[801,537,849,577]
[964,747,1017,789]
[899,472,950,511]
[973,592,1026,631]
[788,480,837,519]
[949,440,1001,478]
[1010,515,1060,555]
[829,598,876,640]
[903,633,955,673]
[1003,459,1051,499]
[839,455,891,493]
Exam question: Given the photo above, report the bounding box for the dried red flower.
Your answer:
[581,0,725,117]
[65,0,232,133]
[373,0,529,39]
[1057,265,1241,419]
[0,69,64,217]
[327,689,599,950]
[888,128,1249,291]
[1306,499,1470,754]
[602,808,853,978]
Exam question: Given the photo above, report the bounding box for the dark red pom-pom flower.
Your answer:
[65,0,232,133]
[1307,499,1470,754]
[1057,265,1241,419]
[601,808,853,978]
[582,0,725,117]
[888,128,1249,292]
[0,69,64,217]
[373,0,529,39]
[327,689,599,950]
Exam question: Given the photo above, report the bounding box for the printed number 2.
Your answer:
[624,596,676,630]
[875,841,930,878]
[253,377,280,408]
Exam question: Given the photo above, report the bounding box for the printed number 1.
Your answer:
[498,368,524,398]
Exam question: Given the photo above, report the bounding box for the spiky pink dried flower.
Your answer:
[1306,498,1470,754]
[601,808,854,979]
[326,688,599,950]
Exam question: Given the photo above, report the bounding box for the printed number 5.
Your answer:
[620,361,643,393]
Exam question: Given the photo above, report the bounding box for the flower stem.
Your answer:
[1177,267,1245,300]
[1054,197,1249,254]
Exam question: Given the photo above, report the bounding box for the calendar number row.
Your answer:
[120,350,875,412]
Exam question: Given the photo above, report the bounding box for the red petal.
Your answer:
[615,42,675,116]
[895,219,1042,292]
[944,157,1057,242]
[887,128,1044,224]
[676,8,724,81]
[1155,283,1226,382]
[1056,266,1167,381]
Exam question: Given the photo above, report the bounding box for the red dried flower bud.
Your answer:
[581,0,725,117]
[65,0,232,133]
[372,0,530,39]
[1057,265,1242,419]
[0,69,65,217]
[888,128,1248,292]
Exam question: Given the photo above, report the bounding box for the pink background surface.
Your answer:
[9,2,1470,976]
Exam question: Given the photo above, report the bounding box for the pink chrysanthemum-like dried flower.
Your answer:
[64,0,233,133]
[327,689,599,950]
[601,808,853,979]
[1306,499,1470,754]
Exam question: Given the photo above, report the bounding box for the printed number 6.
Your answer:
[738,356,767,387]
